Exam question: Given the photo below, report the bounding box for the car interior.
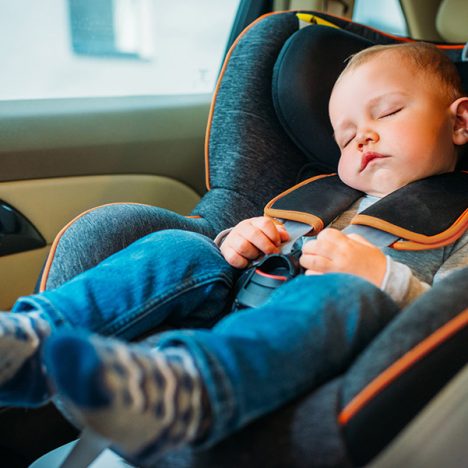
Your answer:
[0,0,467,466]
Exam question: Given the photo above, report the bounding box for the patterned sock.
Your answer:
[0,311,52,406]
[44,331,209,464]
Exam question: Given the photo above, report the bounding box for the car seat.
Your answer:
[34,7,468,468]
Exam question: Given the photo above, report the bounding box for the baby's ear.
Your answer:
[451,97,468,145]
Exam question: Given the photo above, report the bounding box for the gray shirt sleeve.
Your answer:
[214,228,233,246]
[381,232,468,308]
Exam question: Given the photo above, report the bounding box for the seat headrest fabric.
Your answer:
[436,0,468,43]
[273,24,468,172]
[273,26,374,171]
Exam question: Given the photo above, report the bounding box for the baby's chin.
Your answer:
[340,168,418,197]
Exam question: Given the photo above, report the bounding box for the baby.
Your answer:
[0,42,466,465]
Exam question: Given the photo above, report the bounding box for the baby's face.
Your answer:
[329,52,459,197]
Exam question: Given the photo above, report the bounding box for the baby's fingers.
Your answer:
[299,253,334,273]
[276,223,291,243]
[248,217,283,253]
[221,246,252,269]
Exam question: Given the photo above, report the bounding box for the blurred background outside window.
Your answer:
[0,0,240,100]
[353,0,408,37]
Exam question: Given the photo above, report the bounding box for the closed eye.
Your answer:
[379,107,402,119]
[342,134,355,148]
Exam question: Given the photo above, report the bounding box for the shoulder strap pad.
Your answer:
[264,172,467,250]
[264,174,362,234]
[353,172,468,250]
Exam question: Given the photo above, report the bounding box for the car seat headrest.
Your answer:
[436,0,468,43]
[272,24,468,172]
[272,26,373,172]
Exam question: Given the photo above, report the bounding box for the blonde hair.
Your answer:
[338,42,464,104]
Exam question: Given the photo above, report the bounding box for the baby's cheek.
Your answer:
[337,156,357,187]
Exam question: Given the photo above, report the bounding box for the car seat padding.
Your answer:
[264,173,362,233]
[265,172,468,249]
[272,25,374,172]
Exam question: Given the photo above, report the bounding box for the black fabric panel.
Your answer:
[270,175,362,226]
[359,172,468,237]
[272,25,374,172]
[343,325,468,466]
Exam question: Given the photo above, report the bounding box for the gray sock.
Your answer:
[0,311,52,406]
[44,331,210,463]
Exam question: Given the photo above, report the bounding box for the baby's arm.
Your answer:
[220,216,290,268]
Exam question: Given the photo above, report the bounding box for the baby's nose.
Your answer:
[356,130,379,148]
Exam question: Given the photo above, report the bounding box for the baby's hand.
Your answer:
[220,216,290,268]
[300,228,387,287]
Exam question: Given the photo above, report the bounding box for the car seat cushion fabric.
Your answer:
[137,378,351,468]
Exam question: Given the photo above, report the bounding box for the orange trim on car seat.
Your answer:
[38,203,149,293]
[39,203,204,293]
[264,208,323,233]
[205,12,282,191]
[352,209,468,250]
[338,308,468,426]
[264,173,335,233]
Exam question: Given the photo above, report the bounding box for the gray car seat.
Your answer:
[34,10,468,467]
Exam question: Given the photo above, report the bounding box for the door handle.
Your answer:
[0,201,46,256]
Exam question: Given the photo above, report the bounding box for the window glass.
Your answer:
[0,0,240,101]
[353,0,408,37]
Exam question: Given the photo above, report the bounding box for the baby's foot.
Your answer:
[44,331,208,465]
[0,311,52,406]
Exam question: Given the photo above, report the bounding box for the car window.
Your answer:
[0,0,240,101]
[353,0,408,37]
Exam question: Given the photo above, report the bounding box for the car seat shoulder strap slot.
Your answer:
[264,174,363,235]
[353,172,468,250]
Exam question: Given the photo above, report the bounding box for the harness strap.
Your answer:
[280,220,399,254]
[58,429,110,468]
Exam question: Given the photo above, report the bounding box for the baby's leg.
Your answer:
[1,229,235,407]
[43,274,399,465]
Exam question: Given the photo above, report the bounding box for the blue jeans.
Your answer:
[13,230,399,446]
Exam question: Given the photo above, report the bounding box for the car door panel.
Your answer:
[0,96,209,309]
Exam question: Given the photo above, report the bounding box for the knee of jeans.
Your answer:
[136,229,224,265]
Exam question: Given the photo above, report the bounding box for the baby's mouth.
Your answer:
[360,152,387,172]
